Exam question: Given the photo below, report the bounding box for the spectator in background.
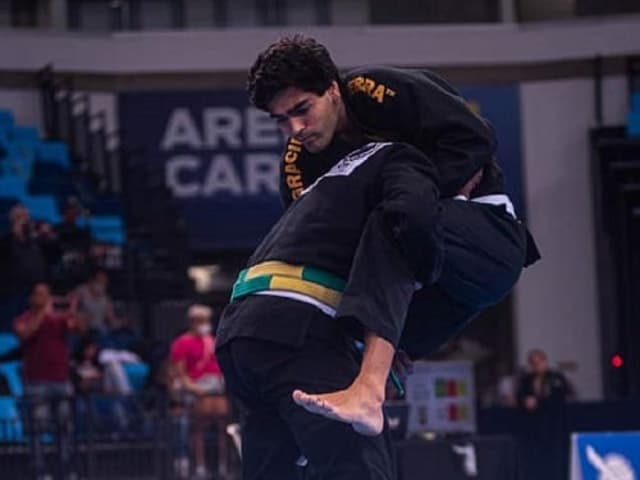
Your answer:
[170,304,229,480]
[71,331,143,431]
[54,196,93,290]
[13,282,79,478]
[0,205,55,330]
[72,332,140,397]
[72,335,104,395]
[69,268,116,336]
[482,361,523,408]
[517,348,575,412]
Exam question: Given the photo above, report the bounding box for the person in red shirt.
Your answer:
[13,282,79,478]
[169,304,229,479]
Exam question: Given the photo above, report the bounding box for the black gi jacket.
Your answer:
[280,65,503,206]
[217,142,440,348]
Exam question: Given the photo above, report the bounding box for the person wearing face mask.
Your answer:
[169,304,229,480]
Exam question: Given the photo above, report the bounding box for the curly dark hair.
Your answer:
[247,35,340,111]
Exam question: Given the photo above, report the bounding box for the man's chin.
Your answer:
[304,139,327,153]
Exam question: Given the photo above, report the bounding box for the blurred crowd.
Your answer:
[1,198,99,329]
[0,201,233,480]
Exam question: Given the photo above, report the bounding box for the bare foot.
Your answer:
[292,380,384,436]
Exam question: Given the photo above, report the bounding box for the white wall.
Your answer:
[0,89,117,137]
[516,75,628,400]
[0,89,43,133]
[329,0,370,25]
[88,92,118,135]
[0,15,639,72]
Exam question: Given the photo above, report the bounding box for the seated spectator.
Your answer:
[0,205,55,330]
[517,348,575,412]
[54,197,93,290]
[13,282,79,478]
[169,304,229,480]
[72,335,104,395]
[100,313,144,356]
[68,268,116,335]
[72,331,143,431]
[72,332,142,397]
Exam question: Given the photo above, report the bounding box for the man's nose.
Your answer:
[289,117,306,138]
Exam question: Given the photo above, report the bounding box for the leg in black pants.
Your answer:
[400,199,528,358]
[217,330,396,480]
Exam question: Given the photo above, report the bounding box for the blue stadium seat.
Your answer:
[10,126,39,145]
[0,396,25,443]
[627,111,640,138]
[88,216,124,230]
[91,196,124,216]
[0,127,9,153]
[29,162,77,199]
[0,334,23,397]
[0,176,26,199]
[0,142,32,180]
[631,91,640,112]
[87,216,126,245]
[0,333,19,354]
[36,142,70,169]
[92,230,126,245]
[0,362,23,397]
[0,110,14,129]
[123,363,150,392]
[22,195,61,224]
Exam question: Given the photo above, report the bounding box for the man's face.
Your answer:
[30,283,51,310]
[10,207,29,229]
[64,206,79,224]
[93,272,109,293]
[528,351,548,375]
[268,82,342,153]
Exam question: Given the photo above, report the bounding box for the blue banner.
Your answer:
[119,90,285,251]
[571,432,640,480]
[118,85,523,251]
[460,85,524,220]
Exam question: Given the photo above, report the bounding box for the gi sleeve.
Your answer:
[336,145,442,347]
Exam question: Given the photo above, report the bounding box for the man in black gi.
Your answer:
[233,34,539,437]
[216,141,438,479]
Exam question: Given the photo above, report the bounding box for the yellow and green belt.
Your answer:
[231,261,346,309]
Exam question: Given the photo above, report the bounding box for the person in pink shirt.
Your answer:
[169,304,229,479]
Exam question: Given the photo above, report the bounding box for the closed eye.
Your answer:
[290,103,310,117]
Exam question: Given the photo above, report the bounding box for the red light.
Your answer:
[611,354,624,368]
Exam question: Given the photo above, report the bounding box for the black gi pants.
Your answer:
[400,198,530,357]
[216,298,397,480]
[339,197,532,358]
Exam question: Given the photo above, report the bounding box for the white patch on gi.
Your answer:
[300,142,392,196]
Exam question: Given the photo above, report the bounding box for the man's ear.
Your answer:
[329,81,341,102]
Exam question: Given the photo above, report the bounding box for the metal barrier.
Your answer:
[0,392,240,479]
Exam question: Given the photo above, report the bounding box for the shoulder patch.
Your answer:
[300,142,392,196]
